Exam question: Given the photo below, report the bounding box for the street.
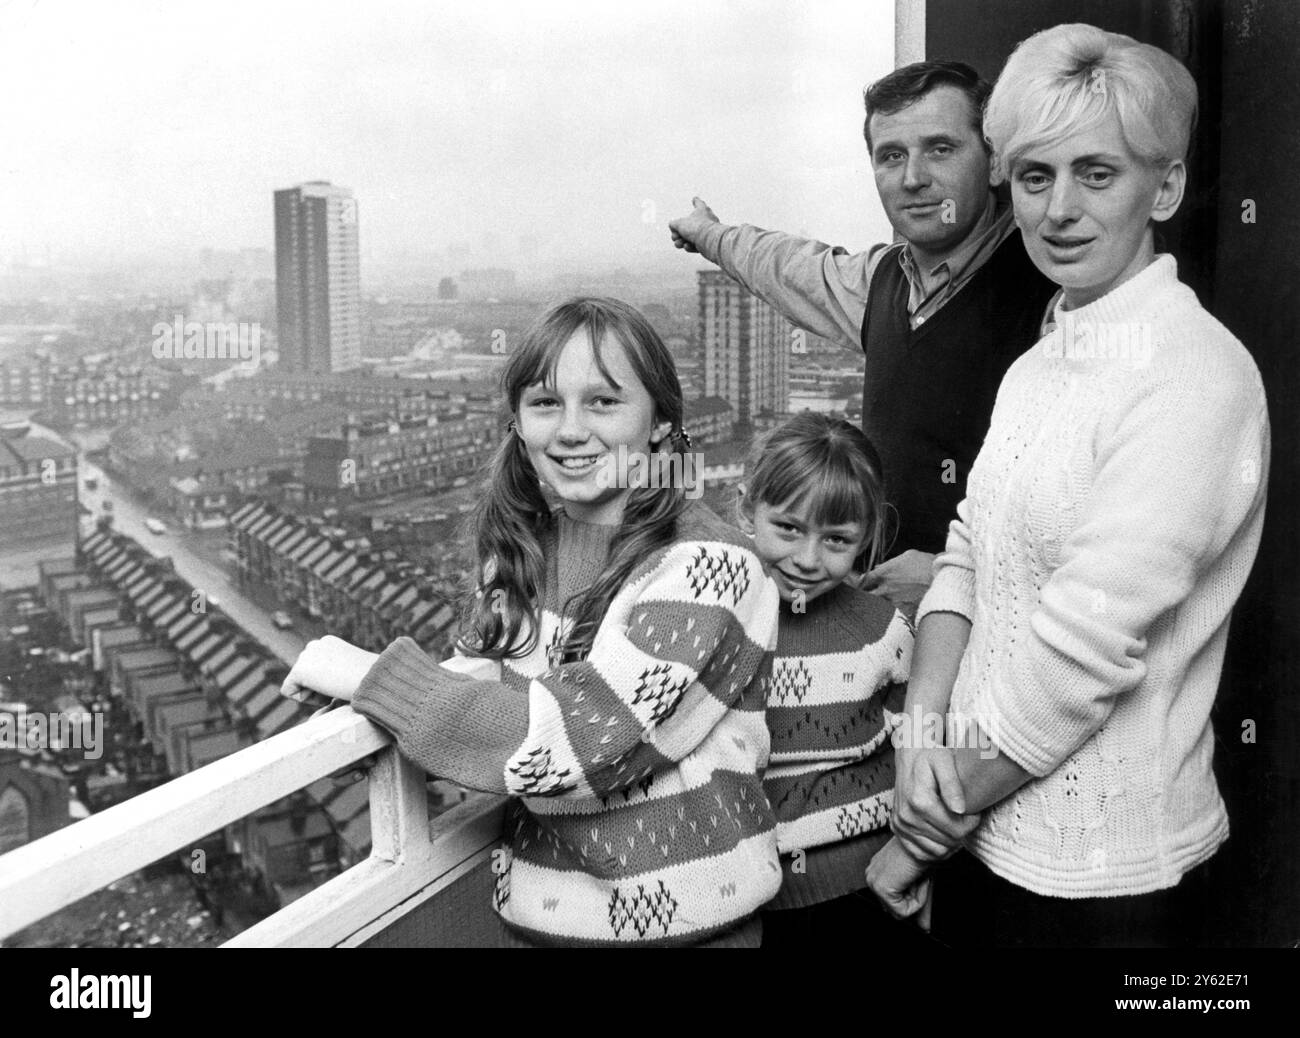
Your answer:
[78,457,318,666]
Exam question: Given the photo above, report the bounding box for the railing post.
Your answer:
[367,746,434,868]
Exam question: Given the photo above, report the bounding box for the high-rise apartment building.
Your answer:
[274,182,362,374]
[698,270,790,428]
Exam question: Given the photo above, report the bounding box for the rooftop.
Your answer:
[1,432,76,463]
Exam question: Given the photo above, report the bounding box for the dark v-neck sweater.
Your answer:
[860,233,1056,558]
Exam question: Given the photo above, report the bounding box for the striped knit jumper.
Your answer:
[352,499,783,946]
[761,582,913,909]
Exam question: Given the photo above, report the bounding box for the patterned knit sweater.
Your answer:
[917,254,1270,898]
[761,582,912,910]
[352,500,783,945]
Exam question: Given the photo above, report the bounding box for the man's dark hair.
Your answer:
[863,60,991,153]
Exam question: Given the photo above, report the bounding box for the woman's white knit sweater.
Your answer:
[917,255,1270,898]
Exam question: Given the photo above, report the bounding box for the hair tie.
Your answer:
[506,419,517,434]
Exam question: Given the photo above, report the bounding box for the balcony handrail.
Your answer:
[0,707,387,940]
[2,669,507,948]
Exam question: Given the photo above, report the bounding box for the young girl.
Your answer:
[281,296,783,947]
[734,413,919,947]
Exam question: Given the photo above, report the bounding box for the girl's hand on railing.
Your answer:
[281,635,380,704]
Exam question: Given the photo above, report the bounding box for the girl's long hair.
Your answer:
[740,413,892,575]
[457,296,690,662]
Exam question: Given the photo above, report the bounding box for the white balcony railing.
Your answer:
[0,663,506,947]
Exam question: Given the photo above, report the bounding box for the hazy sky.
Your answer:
[1,0,895,270]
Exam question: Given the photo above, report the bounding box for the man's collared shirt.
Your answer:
[697,192,1023,345]
[897,193,1007,327]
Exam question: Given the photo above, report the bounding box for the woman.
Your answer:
[866,23,1270,947]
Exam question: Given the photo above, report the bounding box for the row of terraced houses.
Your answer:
[24,507,472,919]
[227,501,462,656]
[38,534,375,907]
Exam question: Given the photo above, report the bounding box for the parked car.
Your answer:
[272,611,294,630]
[144,517,166,534]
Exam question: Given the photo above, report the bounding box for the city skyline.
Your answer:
[0,0,894,272]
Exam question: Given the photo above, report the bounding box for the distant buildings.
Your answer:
[273,182,362,374]
[104,369,503,526]
[456,268,516,301]
[105,408,305,527]
[699,439,748,495]
[666,333,704,399]
[46,363,176,428]
[364,316,445,360]
[0,356,179,425]
[697,270,790,428]
[104,381,503,530]
[682,395,734,448]
[215,370,442,420]
[0,422,77,549]
[162,453,284,528]
[302,409,497,506]
[0,355,52,408]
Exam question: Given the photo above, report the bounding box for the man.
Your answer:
[670,61,1057,615]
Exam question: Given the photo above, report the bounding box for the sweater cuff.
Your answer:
[915,564,975,625]
[971,677,1061,779]
[352,637,430,733]
[352,636,527,794]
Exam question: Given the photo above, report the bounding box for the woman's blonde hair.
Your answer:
[984,23,1198,183]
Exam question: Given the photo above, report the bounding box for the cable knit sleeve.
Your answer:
[981,363,1270,777]
[694,222,885,349]
[352,537,779,799]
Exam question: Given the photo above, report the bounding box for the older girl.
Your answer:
[282,297,782,947]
